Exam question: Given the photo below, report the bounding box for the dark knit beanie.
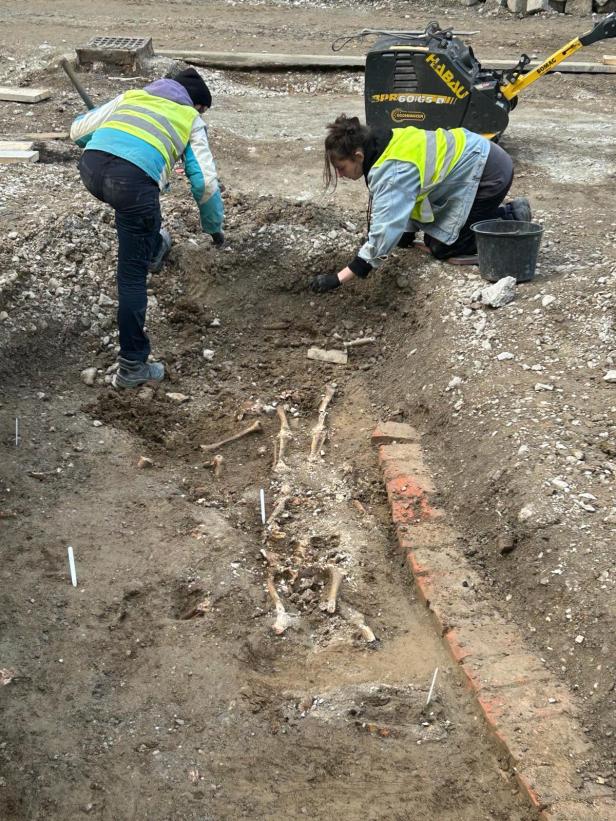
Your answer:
[173,68,212,108]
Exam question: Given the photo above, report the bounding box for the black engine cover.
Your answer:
[364,31,511,136]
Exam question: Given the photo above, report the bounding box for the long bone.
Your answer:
[266,572,295,635]
[309,383,336,461]
[274,406,292,473]
[339,602,377,644]
[321,564,344,614]
[201,420,262,452]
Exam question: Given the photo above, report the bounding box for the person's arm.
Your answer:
[69,95,123,147]
[183,117,224,242]
[310,162,421,293]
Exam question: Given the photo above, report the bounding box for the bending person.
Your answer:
[70,68,224,388]
[310,115,530,294]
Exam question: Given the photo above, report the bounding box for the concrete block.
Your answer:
[507,0,527,11]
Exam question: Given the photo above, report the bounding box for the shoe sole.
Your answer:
[112,374,164,389]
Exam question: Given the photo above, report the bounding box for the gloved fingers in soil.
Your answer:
[310,273,341,293]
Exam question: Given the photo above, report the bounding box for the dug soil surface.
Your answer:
[0,0,615,818]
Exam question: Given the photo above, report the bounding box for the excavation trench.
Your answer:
[1,197,539,819]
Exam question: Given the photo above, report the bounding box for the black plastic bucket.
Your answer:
[471,219,543,283]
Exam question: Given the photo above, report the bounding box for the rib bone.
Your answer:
[309,383,336,461]
[201,420,262,452]
[274,406,292,473]
[321,565,343,614]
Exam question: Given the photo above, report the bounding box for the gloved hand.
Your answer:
[309,273,341,294]
[211,231,225,247]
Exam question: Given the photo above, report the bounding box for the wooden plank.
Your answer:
[18,131,69,141]
[0,86,51,103]
[156,49,366,70]
[0,150,39,164]
[0,140,34,151]
[603,55,616,65]
[156,48,616,75]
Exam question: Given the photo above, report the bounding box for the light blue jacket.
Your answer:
[70,79,223,234]
[358,128,490,269]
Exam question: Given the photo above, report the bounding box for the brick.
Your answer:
[547,798,616,821]
[446,621,524,664]
[397,521,459,552]
[371,421,419,445]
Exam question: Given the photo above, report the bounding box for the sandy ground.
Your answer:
[0,0,615,818]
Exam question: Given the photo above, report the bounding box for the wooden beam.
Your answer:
[0,150,39,164]
[0,86,51,103]
[603,55,616,65]
[156,48,616,75]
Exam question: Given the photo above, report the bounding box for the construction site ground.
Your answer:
[0,1,615,819]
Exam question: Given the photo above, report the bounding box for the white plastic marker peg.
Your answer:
[259,488,266,525]
[15,418,19,447]
[67,545,77,587]
[426,667,439,706]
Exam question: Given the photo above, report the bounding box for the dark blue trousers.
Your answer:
[79,150,162,362]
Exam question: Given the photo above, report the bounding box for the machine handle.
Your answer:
[579,12,616,47]
[60,58,95,110]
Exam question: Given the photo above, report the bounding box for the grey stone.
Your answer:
[566,0,593,12]
[473,276,517,308]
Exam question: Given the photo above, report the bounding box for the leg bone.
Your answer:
[321,565,344,614]
[309,383,336,461]
[201,420,262,452]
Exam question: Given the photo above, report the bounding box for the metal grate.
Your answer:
[393,55,418,91]
[86,36,151,51]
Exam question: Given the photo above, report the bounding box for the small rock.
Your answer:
[80,367,97,386]
[137,456,153,469]
[541,295,556,308]
[446,376,463,391]
[137,386,155,402]
[166,392,190,404]
[497,352,514,361]
[575,635,585,644]
[210,318,221,327]
[98,293,114,306]
[92,420,103,428]
[603,370,616,383]
[0,311,8,322]
[534,383,554,392]
[203,349,215,361]
[472,276,517,308]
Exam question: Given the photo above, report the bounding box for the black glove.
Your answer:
[211,231,225,247]
[310,273,341,294]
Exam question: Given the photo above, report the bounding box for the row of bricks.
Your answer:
[374,429,616,820]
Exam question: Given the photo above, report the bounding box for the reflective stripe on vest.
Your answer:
[372,127,466,222]
[100,89,196,168]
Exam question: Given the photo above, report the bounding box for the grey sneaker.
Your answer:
[510,197,532,223]
[148,228,172,274]
[112,357,165,389]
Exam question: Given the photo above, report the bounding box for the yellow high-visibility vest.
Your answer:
[372,126,466,222]
[99,89,196,169]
